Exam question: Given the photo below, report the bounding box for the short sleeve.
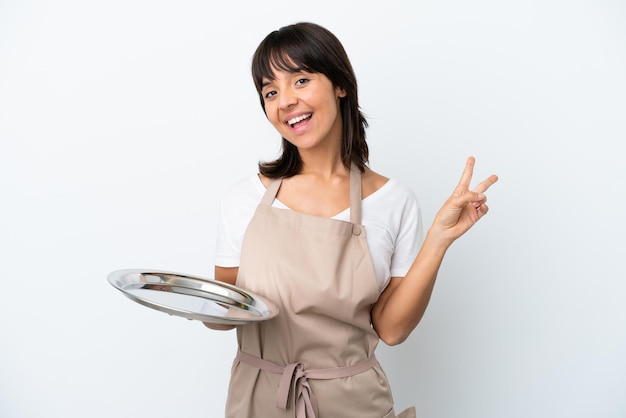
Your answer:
[360,179,424,292]
[389,189,423,278]
[214,175,262,268]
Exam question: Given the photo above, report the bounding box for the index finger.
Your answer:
[453,156,476,196]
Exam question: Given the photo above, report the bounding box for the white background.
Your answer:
[1,1,625,417]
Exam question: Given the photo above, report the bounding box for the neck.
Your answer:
[298,147,348,180]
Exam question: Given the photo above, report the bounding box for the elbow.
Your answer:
[372,300,419,346]
[376,327,410,346]
[203,322,236,331]
[372,312,414,346]
[380,333,409,347]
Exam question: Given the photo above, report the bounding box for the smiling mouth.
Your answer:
[287,113,312,128]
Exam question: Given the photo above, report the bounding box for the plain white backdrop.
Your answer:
[1,1,625,417]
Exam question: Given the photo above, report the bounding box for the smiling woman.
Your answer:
[251,22,368,178]
[3,1,625,417]
[206,21,497,418]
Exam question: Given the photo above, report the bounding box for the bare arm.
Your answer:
[202,266,239,330]
[372,157,498,345]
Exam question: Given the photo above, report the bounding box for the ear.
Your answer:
[336,86,347,98]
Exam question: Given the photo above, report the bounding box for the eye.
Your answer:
[295,78,309,86]
[263,90,277,100]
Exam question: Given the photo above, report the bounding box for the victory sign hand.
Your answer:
[429,156,499,247]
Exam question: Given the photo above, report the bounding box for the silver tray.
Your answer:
[107,269,279,324]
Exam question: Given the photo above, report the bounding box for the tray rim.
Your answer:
[107,268,279,324]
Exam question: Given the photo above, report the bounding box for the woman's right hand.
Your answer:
[202,266,239,330]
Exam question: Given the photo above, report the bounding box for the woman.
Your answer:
[207,22,498,418]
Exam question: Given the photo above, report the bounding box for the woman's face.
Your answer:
[260,67,346,153]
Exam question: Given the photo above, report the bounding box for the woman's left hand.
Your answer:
[429,156,498,247]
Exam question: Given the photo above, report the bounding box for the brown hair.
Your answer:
[251,22,369,178]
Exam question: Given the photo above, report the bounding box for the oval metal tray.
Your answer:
[107,269,279,324]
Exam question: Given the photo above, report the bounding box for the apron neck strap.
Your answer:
[258,164,363,225]
[349,163,362,225]
[260,176,282,207]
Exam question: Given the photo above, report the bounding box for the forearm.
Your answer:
[372,232,449,345]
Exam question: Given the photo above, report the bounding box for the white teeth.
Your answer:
[288,114,311,127]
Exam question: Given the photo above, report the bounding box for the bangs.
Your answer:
[252,26,323,93]
[257,48,312,82]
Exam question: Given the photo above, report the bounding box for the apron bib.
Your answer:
[225,165,416,418]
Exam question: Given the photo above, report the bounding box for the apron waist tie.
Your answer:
[236,350,378,418]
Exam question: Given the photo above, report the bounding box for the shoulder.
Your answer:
[216,173,264,238]
[217,174,267,225]
[215,174,264,267]
[361,168,389,199]
[362,168,418,206]
[361,172,421,236]
[220,174,264,206]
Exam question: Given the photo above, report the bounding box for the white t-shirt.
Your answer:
[215,174,423,293]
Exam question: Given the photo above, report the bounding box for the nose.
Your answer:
[278,88,297,110]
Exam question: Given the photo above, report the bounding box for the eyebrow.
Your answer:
[260,68,311,89]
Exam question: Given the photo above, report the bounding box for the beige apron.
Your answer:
[225,165,416,418]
